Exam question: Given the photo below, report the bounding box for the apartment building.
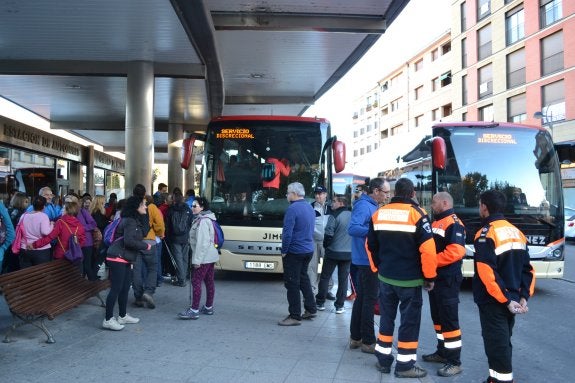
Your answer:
[351,32,453,175]
[350,0,574,178]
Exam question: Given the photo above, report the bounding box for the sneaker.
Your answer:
[326,293,336,301]
[394,365,427,379]
[117,313,140,325]
[178,307,199,320]
[422,352,448,364]
[301,310,317,320]
[278,315,301,326]
[335,306,345,314]
[102,317,124,331]
[437,364,463,377]
[361,343,376,354]
[142,293,155,309]
[200,306,214,315]
[349,337,362,349]
[316,303,325,311]
[375,362,391,374]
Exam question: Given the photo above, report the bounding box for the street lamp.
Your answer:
[534,110,553,140]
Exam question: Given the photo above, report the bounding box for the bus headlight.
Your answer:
[544,247,564,260]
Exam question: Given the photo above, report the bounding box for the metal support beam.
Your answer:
[225,96,315,105]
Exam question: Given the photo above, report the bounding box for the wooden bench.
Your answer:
[0,259,110,344]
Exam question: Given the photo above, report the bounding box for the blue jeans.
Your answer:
[133,245,157,299]
[282,252,316,320]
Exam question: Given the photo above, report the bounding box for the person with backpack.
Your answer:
[103,195,150,331]
[178,197,220,320]
[31,200,86,263]
[166,189,193,286]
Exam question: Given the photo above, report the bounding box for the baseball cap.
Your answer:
[314,185,327,194]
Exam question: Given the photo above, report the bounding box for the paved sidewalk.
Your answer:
[0,271,492,382]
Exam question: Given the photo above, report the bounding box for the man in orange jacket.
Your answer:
[367,177,437,379]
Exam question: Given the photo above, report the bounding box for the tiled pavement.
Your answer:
[0,271,515,383]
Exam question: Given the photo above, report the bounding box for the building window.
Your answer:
[462,74,468,106]
[374,143,379,150]
[366,145,372,153]
[381,106,389,116]
[479,104,494,121]
[440,71,452,87]
[478,63,493,99]
[507,93,526,123]
[442,103,452,117]
[432,77,439,92]
[431,48,439,61]
[460,1,467,32]
[441,41,451,54]
[391,124,403,136]
[506,6,524,46]
[542,80,565,122]
[461,38,467,68]
[415,59,423,72]
[353,149,358,157]
[381,130,389,139]
[353,131,358,138]
[360,148,365,155]
[541,31,564,76]
[381,82,388,92]
[477,24,492,61]
[432,108,439,121]
[391,98,401,112]
[540,0,562,28]
[462,112,467,121]
[360,128,365,135]
[477,0,490,21]
[415,86,423,100]
[366,124,372,133]
[507,48,526,89]
[415,115,423,127]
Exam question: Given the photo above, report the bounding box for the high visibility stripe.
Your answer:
[444,340,462,349]
[365,238,378,273]
[494,241,526,255]
[397,353,417,362]
[378,334,393,343]
[397,341,418,349]
[375,344,392,355]
[432,227,446,237]
[436,334,444,340]
[373,223,416,232]
[443,329,461,338]
[489,369,513,381]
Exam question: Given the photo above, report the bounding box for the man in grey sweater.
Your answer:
[315,195,352,313]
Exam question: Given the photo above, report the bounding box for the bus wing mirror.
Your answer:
[432,137,446,170]
[180,137,195,169]
[332,140,346,173]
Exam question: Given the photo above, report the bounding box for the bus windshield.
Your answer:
[202,117,330,228]
[435,125,564,245]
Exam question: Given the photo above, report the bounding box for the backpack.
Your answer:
[261,162,276,181]
[60,221,83,264]
[103,217,122,247]
[212,220,225,251]
[0,217,7,245]
[170,208,191,236]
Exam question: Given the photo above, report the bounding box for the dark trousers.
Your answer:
[478,303,515,383]
[350,265,378,345]
[132,247,157,299]
[428,273,462,365]
[316,258,351,309]
[282,252,316,320]
[105,261,132,320]
[376,281,423,372]
[82,246,98,281]
[19,248,51,269]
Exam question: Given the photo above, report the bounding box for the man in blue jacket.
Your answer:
[26,187,62,221]
[278,182,317,326]
[348,178,390,353]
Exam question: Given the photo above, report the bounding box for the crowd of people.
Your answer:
[0,177,535,383]
[278,178,534,383]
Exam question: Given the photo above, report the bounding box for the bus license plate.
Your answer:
[245,261,275,270]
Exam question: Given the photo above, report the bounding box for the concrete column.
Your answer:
[168,124,184,192]
[125,61,155,195]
